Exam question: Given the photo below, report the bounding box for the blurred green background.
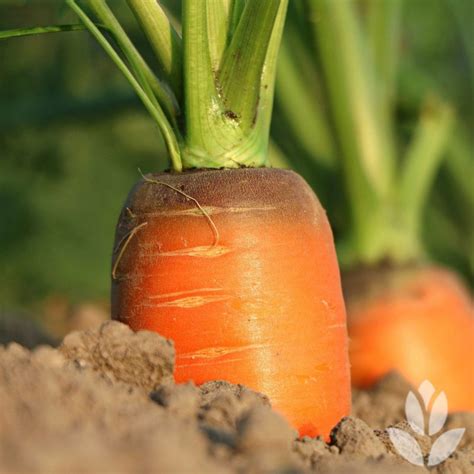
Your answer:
[1,0,472,325]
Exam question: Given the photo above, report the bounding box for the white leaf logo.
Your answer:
[387,428,424,467]
[405,390,425,435]
[388,380,464,467]
[418,380,435,409]
[429,391,448,436]
[428,428,465,466]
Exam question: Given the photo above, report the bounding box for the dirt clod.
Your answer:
[59,320,175,391]
[330,416,387,457]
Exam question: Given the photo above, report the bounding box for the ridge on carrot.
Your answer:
[277,0,473,411]
[59,0,352,438]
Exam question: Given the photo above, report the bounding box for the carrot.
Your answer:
[60,0,351,438]
[345,265,474,411]
[112,169,350,437]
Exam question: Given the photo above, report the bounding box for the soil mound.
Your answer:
[1,321,472,473]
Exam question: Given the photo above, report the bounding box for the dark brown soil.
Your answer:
[1,321,472,473]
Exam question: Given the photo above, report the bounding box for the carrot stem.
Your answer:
[87,0,180,126]
[181,0,223,164]
[367,0,403,121]
[0,24,87,39]
[399,97,454,245]
[126,0,183,102]
[309,0,394,198]
[300,0,456,266]
[180,0,288,169]
[276,35,336,167]
[219,0,283,133]
[206,0,233,71]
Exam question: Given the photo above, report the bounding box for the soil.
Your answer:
[0,321,472,473]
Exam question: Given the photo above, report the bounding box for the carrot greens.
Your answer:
[279,0,456,267]
[126,0,183,101]
[65,0,288,171]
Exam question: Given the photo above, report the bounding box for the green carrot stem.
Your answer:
[399,97,454,240]
[0,24,87,40]
[254,0,288,145]
[87,0,179,126]
[206,0,233,71]
[228,0,246,38]
[181,0,287,169]
[276,36,335,167]
[218,0,283,133]
[181,0,225,165]
[445,124,474,210]
[367,0,403,119]
[126,0,183,102]
[64,0,287,171]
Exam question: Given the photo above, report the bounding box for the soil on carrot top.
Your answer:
[0,321,472,473]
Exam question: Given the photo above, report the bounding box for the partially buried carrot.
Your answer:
[65,0,351,439]
[345,265,474,411]
[111,168,350,437]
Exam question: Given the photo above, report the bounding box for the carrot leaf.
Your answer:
[126,0,183,102]
[181,0,224,164]
[219,0,287,134]
[398,96,454,239]
[0,24,87,40]
[367,0,403,118]
[87,0,179,126]
[206,0,233,71]
[276,33,336,167]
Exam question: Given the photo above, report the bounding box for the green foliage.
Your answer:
[60,0,288,170]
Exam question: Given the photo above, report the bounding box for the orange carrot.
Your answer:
[112,168,351,438]
[345,265,474,411]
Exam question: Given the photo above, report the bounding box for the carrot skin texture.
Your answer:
[112,168,351,438]
[345,266,474,411]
